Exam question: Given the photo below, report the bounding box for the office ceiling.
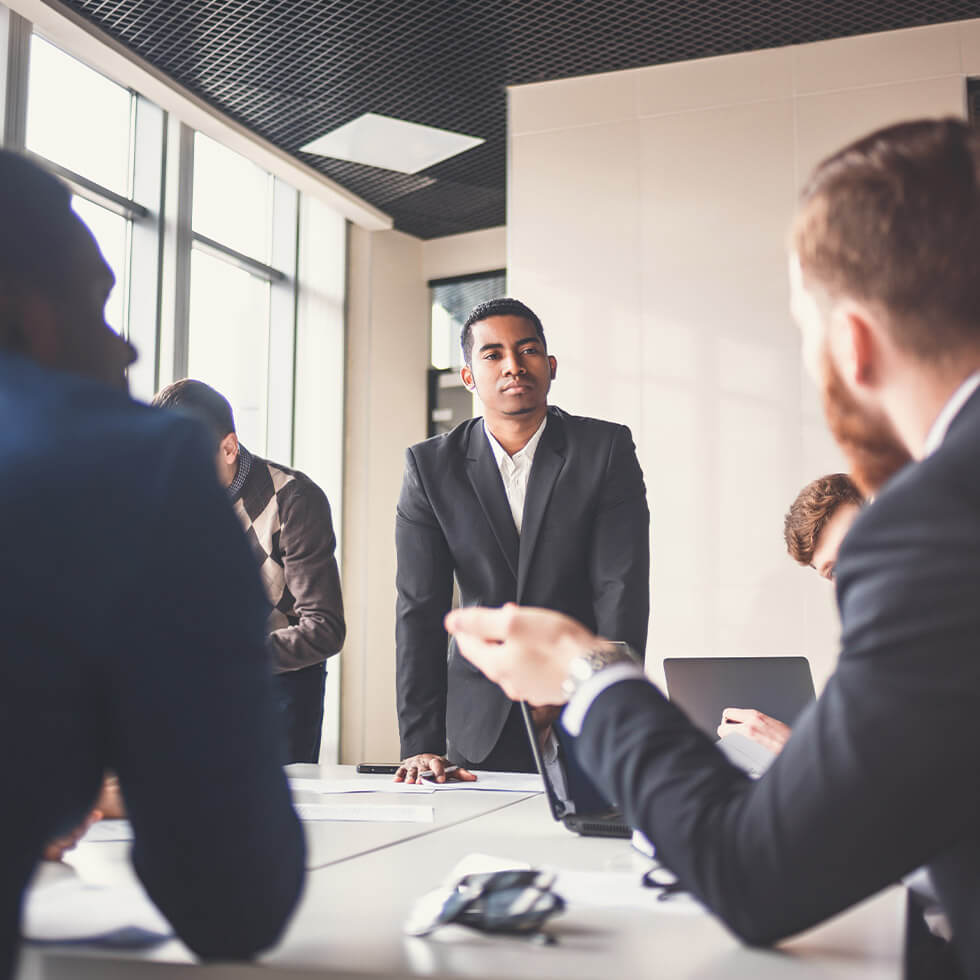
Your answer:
[63,0,979,240]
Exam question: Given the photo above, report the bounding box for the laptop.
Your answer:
[663,656,815,776]
[520,701,632,839]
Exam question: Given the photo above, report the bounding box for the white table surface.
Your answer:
[16,766,905,980]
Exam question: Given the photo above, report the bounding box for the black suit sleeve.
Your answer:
[575,469,980,947]
[589,425,650,659]
[395,447,455,757]
[109,427,305,960]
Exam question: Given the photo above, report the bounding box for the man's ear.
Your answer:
[548,355,557,380]
[460,363,475,391]
[836,304,878,390]
[218,431,240,463]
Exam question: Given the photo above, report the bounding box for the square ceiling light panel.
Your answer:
[300,112,484,174]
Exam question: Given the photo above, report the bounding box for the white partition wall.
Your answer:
[508,20,975,689]
[341,226,430,763]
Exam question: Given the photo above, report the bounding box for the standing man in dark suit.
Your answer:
[395,298,649,783]
[446,119,980,978]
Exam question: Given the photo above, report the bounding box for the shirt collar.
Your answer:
[484,415,548,472]
[227,442,253,500]
[922,371,980,457]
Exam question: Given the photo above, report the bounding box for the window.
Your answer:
[969,78,980,129]
[187,250,271,450]
[71,197,129,334]
[26,34,132,196]
[24,32,160,382]
[192,133,272,261]
[5,21,346,762]
[188,133,295,457]
[430,271,506,371]
[428,271,505,435]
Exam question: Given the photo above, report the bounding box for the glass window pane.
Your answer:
[192,133,272,261]
[188,249,271,454]
[71,197,128,336]
[26,35,132,195]
[431,273,506,369]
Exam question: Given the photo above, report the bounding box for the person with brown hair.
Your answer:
[444,118,980,979]
[717,472,865,752]
[783,472,864,579]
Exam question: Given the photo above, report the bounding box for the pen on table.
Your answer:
[419,765,459,780]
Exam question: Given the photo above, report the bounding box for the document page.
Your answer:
[420,772,544,793]
[289,777,436,795]
[293,803,434,823]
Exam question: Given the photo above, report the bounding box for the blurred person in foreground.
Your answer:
[0,150,304,979]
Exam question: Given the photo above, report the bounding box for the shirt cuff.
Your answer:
[561,663,647,736]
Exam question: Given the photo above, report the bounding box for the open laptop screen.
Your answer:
[663,656,815,739]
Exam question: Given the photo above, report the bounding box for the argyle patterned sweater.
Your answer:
[231,448,345,673]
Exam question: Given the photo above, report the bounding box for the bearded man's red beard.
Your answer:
[820,346,913,496]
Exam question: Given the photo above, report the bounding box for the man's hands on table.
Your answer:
[394,753,477,784]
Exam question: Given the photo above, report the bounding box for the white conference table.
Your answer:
[17,765,905,980]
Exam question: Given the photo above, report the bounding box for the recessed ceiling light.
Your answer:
[300,112,484,174]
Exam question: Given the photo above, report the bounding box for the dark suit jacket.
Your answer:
[0,355,304,980]
[396,405,650,764]
[575,386,980,977]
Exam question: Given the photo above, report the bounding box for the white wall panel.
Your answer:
[508,19,977,695]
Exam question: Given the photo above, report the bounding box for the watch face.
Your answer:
[564,644,637,698]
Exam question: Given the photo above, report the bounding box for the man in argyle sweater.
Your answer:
[153,379,345,762]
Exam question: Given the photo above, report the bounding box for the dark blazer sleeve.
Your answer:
[395,446,455,757]
[589,425,650,659]
[574,464,980,949]
[267,478,346,671]
[110,427,305,960]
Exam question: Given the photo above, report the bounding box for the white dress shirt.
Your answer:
[922,370,980,457]
[483,416,548,534]
[484,417,571,804]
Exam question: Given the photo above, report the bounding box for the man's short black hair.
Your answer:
[0,150,77,351]
[152,379,236,440]
[460,297,546,365]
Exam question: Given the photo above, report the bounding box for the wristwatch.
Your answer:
[561,643,637,699]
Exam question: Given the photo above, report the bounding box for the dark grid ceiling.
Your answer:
[64,1,980,239]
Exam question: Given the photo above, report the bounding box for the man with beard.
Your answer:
[442,119,980,979]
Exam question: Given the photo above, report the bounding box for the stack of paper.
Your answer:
[289,777,436,795]
[421,772,543,793]
[293,803,434,823]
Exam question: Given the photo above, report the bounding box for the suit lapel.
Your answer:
[465,423,520,581]
[517,411,566,601]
